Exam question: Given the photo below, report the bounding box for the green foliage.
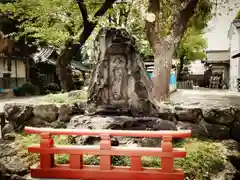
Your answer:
[175,0,212,64]
[236,11,240,19]
[15,132,226,180]
[41,90,88,104]
[0,0,212,64]
[0,0,80,48]
[0,0,109,49]
[20,81,38,95]
[176,28,207,64]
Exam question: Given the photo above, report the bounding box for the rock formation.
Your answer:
[87,28,159,117]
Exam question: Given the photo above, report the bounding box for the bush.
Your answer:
[44,83,61,93]
[15,82,38,96]
[15,134,225,180]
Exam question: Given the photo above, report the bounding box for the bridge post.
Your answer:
[40,133,54,168]
[100,134,112,170]
[161,136,174,172]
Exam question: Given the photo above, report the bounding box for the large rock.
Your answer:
[27,116,47,127]
[58,102,86,122]
[1,124,14,136]
[71,102,86,114]
[199,120,230,140]
[33,104,58,122]
[174,106,202,123]
[230,121,240,142]
[0,143,28,177]
[203,107,235,126]
[4,103,33,131]
[0,162,7,180]
[158,104,176,121]
[58,104,73,122]
[176,121,206,137]
[68,115,177,146]
[234,107,240,123]
[177,120,230,140]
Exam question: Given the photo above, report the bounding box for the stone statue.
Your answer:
[87,28,159,117]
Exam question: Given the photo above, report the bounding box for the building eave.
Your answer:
[205,49,229,53]
[233,19,240,28]
[232,52,240,59]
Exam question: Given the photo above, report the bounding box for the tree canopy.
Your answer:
[236,11,240,19]
[0,0,212,61]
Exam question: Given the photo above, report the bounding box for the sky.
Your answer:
[204,1,239,50]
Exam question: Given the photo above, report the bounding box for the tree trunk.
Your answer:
[146,0,199,102]
[56,44,78,92]
[178,56,184,81]
[56,0,116,92]
[56,61,75,92]
[179,56,184,73]
[151,39,175,102]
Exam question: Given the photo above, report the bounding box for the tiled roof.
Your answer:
[32,46,55,63]
[32,47,91,72]
[233,19,240,28]
[232,53,240,59]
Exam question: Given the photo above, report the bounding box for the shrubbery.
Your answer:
[44,83,61,94]
[15,133,226,180]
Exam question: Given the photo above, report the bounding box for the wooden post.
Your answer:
[70,154,83,169]
[100,134,112,170]
[130,156,142,171]
[40,133,54,168]
[161,136,173,172]
[25,57,30,82]
[0,112,5,139]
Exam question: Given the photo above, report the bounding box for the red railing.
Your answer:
[24,126,191,180]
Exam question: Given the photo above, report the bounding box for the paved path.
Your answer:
[170,88,240,107]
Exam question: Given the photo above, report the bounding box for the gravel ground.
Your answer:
[1,88,240,112]
[170,88,240,107]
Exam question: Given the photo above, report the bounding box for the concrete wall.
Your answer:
[229,26,240,91]
[206,50,230,62]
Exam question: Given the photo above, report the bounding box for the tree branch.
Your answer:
[145,0,160,52]
[76,0,91,28]
[64,0,117,58]
[94,0,116,18]
[172,0,199,40]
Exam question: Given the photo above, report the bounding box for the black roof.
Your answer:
[232,53,240,59]
[32,46,91,72]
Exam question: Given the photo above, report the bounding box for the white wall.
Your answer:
[0,59,26,78]
[188,60,205,75]
[229,26,240,91]
[206,51,230,62]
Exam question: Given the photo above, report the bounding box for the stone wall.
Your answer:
[169,105,240,141]
[1,102,86,136]
[1,102,240,143]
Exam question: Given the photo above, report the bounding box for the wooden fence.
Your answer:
[177,80,194,89]
[25,126,191,180]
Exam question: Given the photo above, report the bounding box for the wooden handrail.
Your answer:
[25,127,191,180]
[24,126,191,138]
[28,145,187,157]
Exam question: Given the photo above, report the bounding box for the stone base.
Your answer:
[68,115,177,147]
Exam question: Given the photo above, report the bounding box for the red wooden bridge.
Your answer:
[24,126,191,180]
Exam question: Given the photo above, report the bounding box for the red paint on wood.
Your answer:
[24,127,191,180]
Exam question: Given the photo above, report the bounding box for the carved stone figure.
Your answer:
[88,28,159,117]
